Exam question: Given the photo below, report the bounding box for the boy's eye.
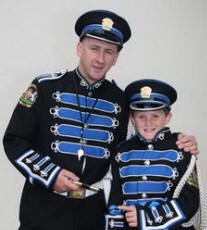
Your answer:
[152,114,159,118]
[138,115,145,119]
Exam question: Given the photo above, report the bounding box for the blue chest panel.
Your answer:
[123,181,169,194]
[120,165,174,178]
[51,141,109,159]
[53,92,120,114]
[50,107,117,128]
[125,198,167,207]
[51,124,113,143]
[119,150,179,162]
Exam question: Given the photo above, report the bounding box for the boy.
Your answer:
[106,79,200,230]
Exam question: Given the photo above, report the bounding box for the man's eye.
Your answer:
[138,116,145,119]
[106,50,113,55]
[91,47,98,51]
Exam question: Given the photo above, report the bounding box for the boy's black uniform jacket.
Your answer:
[3,69,129,230]
[108,128,200,230]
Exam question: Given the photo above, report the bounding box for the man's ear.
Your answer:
[112,52,119,66]
[76,42,82,57]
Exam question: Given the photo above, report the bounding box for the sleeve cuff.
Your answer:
[15,149,61,189]
[137,199,186,230]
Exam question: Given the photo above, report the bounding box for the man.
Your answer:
[3,9,198,230]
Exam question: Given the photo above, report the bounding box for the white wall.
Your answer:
[0,0,206,229]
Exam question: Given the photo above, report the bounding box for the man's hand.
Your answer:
[118,205,137,227]
[53,169,80,193]
[176,133,199,154]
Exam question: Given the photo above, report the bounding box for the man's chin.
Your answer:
[90,74,105,81]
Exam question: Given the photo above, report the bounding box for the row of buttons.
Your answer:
[141,144,153,198]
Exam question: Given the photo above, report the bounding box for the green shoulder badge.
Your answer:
[187,168,199,188]
[19,84,38,108]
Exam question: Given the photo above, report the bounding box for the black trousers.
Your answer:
[18,183,106,230]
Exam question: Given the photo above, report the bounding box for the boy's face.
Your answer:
[130,109,172,141]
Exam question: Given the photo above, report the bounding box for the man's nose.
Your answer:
[96,51,104,63]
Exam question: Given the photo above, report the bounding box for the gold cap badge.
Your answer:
[140,86,152,98]
[102,18,114,31]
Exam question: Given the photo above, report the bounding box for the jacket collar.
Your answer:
[75,68,105,90]
[136,127,171,143]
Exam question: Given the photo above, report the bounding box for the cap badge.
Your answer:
[140,86,152,98]
[102,18,114,31]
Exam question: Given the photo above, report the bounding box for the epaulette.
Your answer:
[35,69,68,83]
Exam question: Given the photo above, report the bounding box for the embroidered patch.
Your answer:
[19,84,38,108]
[187,168,198,188]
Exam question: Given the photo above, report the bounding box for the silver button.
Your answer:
[142,176,148,181]
[148,144,154,150]
[144,160,150,166]
[88,92,92,97]
[158,133,165,140]
[80,139,87,144]
[142,193,147,198]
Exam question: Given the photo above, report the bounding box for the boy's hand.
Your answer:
[118,205,137,227]
[176,133,199,154]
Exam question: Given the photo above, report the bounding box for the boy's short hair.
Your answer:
[131,107,170,117]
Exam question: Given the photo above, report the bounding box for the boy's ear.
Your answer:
[165,112,172,125]
[130,112,135,126]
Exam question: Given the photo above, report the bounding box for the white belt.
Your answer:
[53,188,99,198]
[54,166,112,202]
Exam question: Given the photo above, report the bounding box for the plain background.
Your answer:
[0,0,206,229]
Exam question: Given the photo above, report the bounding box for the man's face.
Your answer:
[77,37,119,84]
[130,110,172,141]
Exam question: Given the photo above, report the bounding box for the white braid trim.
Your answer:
[194,159,207,230]
[173,155,199,227]
[173,155,196,198]
[173,155,207,229]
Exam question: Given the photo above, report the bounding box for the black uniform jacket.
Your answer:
[3,68,129,230]
[107,128,200,230]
